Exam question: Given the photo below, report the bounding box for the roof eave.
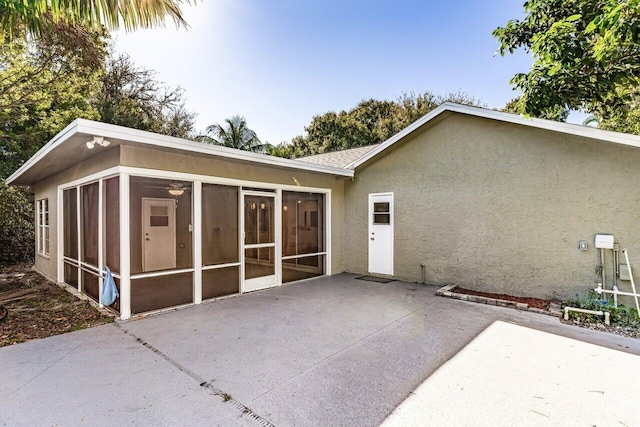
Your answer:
[7,119,354,186]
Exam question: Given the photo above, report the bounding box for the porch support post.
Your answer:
[97,179,104,306]
[119,173,131,319]
[193,180,202,304]
[275,189,282,286]
[76,185,81,292]
[56,187,64,283]
[325,190,332,276]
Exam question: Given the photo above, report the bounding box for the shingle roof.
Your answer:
[295,144,380,169]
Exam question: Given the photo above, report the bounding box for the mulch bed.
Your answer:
[0,265,113,347]
[454,287,553,310]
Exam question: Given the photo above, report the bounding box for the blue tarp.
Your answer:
[101,266,119,306]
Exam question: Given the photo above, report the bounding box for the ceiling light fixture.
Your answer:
[168,189,184,196]
[85,136,111,150]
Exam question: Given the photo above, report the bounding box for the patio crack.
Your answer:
[115,323,274,427]
[251,302,430,402]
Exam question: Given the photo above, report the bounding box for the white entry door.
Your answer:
[368,193,394,275]
[142,198,176,272]
[243,191,277,292]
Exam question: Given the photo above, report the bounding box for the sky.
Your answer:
[114,0,546,144]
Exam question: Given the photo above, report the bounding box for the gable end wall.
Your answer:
[345,114,640,300]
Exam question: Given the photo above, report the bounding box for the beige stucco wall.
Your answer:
[345,113,640,300]
[120,145,346,274]
[32,147,120,281]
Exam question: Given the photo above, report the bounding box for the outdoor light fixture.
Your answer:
[85,136,111,150]
[168,189,184,196]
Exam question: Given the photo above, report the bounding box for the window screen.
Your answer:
[373,202,391,225]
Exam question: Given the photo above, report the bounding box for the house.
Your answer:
[8,102,640,319]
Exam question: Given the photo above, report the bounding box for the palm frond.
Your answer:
[0,0,190,40]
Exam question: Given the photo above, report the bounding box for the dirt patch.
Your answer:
[454,287,553,310]
[0,265,114,347]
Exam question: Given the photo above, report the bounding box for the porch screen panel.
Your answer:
[82,269,99,301]
[245,247,275,279]
[282,192,324,256]
[63,188,78,260]
[131,272,193,314]
[129,177,193,274]
[104,177,120,274]
[64,263,78,287]
[80,182,99,266]
[202,184,239,266]
[203,267,239,299]
[281,192,325,282]
[283,255,325,283]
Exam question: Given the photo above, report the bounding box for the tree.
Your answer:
[198,115,267,153]
[494,0,640,133]
[95,54,196,139]
[290,91,484,157]
[0,28,107,177]
[502,97,569,122]
[0,0,189,41]
[266,142,294,158]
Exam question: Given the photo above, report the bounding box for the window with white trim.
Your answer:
[36,198,50,256]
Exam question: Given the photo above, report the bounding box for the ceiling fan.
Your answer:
[143,182,189,196]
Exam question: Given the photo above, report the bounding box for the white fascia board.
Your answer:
[6,119,81,185]
[345,104,450,169]
[75,119,354,177]
[346,102,640,170]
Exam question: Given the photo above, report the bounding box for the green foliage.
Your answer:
[266,142,294,158]
[0,28,106,178]
[0,179,33,266]
[95,54,196,139]
[198,115,267,153]
[0,0,188,41]
[502,97,569,122]
[564,292,640,328]
[290,91,484,157]
[494,0,640,133]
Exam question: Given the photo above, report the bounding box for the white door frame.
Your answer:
[141,197,177,272]
[241,190,279,292]
[368,192,394,276]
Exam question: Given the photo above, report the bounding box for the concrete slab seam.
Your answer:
[113,323,275,427]
[250,300,431,403]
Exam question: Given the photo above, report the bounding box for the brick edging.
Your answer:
[435,284,561,317]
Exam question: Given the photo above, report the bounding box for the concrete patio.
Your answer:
[2,274,640,426]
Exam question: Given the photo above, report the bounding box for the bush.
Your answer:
[0,180,34,266]
[564,292,640,328]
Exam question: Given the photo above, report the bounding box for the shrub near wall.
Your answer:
[0,180,34,266]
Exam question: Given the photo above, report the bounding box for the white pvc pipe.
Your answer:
[622,249,640,313]
[564,306,610,325]
[594,286,640,298]
[600,248,606,292]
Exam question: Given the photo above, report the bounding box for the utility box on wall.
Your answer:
[595,234,615,249]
